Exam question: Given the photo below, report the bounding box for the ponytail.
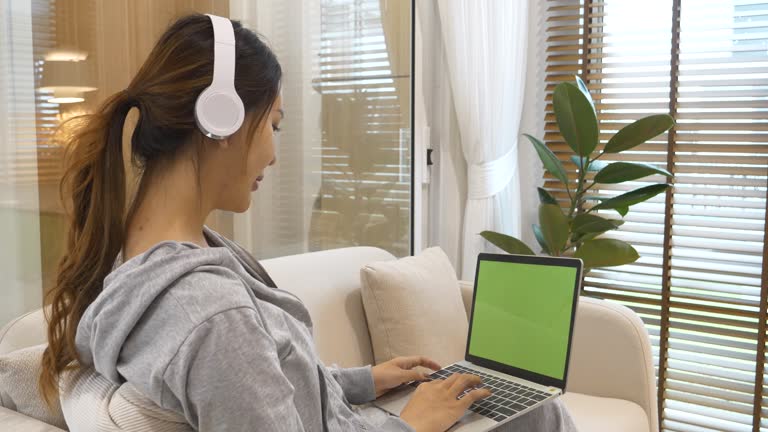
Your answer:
[39,91,133,406]
[38,13,281,407]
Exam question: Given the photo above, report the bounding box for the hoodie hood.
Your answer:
[74,229,310,384]
[76,242,228,383]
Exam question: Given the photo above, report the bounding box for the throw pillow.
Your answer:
[60,367,191,432]
[360,247,468,368]
[0,344,67,429]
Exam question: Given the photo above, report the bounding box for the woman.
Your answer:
[38,14,577,432]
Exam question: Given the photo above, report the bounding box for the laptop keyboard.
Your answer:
[409,363,552,422]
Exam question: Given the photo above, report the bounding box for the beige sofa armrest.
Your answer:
[0,308,47,355]
[458,282,658,432]
[568,296,657,432]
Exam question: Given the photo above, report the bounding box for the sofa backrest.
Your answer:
[0,247,397,369]
[262,246,396,367]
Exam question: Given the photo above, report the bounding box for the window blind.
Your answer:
[544,1,768,430]
[34,0,62,187]
[1,0,58,187]
[311,0,411,256]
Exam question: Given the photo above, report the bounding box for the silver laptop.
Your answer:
[374,253,583,431]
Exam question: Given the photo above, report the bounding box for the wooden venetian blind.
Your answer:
[544,1,768,431]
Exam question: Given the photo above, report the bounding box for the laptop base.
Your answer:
[373,360,560,432]
[375,385,499,432]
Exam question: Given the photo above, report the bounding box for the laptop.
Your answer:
[374,253,583,431]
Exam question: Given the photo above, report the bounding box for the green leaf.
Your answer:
[553,82,599,156]
[604,114,675,153]
[574,75,596,114]
[524,134,568,186]
[537,187,558,205]
[532,224,550,255]
[594,162,672,184]
[571,219,624,244]
[591,184,670,214]
[539,203,569,254]
[574,239,640,268]
[572,213,622,234]
[480,231,535,256]
[573,217,622,240]
[573,231,602,244]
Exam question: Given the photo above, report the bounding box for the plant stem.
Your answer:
[563,178,574,204]
[569,156,590,219]
[567,188,577,219]
[581,175,601,214]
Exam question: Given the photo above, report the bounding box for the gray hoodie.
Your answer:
[74,228,414,431]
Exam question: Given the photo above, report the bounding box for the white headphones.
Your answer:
[195,14,245,139]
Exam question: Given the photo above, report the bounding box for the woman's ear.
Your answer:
[195,132,227,149]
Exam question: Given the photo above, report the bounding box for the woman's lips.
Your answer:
[251,176,264,191]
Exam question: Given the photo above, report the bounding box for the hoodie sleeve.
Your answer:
[162,307,307,431]
[324,367,417,431]
[381,417,418,432]
[325,364,376,405]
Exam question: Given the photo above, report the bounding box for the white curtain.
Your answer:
[0,0,44,327]
[518,0,547,252]
[416,0,467,272]
[435,0,529,279]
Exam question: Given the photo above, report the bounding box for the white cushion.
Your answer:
[0,407,65,432]
[562,392,650,432]
[60,367,190,432]
[0,344,67,429]
[360,247,468,367]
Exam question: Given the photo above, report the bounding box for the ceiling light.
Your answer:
[40,58,97,104]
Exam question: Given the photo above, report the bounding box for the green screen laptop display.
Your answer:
[468,259,577,381]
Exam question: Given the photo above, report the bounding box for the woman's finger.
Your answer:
[396,355,442,371]
[448,374,482,397]
[405,369,428,382]
[419,356,442,371]
[442,372,462,387]
[460,388,493,409]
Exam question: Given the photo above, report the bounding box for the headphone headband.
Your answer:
[195,14,245,139]
[208,14,236,87]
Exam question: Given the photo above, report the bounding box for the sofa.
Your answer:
[0,246,658,432]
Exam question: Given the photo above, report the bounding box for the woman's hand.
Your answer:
[399,373,491,432]
[371,356,442,397]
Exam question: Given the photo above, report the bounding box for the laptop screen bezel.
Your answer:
[465,253,582,391]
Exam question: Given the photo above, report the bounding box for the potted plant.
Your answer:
[481,76,674,271]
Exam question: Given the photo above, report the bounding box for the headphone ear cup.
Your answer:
[196,14,244,139]
[195,86,245,139]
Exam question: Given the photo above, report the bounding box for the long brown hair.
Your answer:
[39,14,281,405]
